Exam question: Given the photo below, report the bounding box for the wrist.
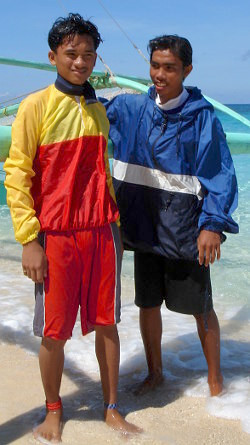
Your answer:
[199,229,226,244]
[22,238,39,248]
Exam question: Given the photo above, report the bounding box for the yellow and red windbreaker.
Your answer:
[4,82,119,245]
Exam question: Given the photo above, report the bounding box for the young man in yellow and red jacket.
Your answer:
[4,13,139,443]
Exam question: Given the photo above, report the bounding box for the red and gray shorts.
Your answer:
[33,223,122,339]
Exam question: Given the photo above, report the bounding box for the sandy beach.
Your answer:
[0,342,249,445]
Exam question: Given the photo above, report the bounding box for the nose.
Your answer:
[155,67,165,80]
[74,56,85,69]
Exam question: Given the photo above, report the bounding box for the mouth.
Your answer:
[155,82,167,89]
[72,70,87,76]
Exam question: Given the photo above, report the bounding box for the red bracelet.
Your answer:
[46,397,62,411]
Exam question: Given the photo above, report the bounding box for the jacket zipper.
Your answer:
[75,96,85,130]
[151,117,168,166]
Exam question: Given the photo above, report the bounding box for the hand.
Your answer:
[197,230,221,267]
[22,238,48,283]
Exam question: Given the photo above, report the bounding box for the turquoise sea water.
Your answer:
[0,104,250,435]
[217,104,250,133]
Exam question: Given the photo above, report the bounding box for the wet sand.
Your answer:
[0,343,249,445]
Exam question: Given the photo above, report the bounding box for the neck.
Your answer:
[159,87,184,105]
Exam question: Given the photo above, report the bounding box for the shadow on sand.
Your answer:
[0,306,249,444]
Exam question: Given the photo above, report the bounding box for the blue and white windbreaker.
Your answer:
[102,86,239,260]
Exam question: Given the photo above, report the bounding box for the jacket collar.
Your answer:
[55,74,97,104]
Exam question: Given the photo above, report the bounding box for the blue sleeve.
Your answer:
[99,95,124,153]
[99,94,139,162]
[196,110,239,234]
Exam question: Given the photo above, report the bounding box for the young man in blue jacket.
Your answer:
[103,35,238,396]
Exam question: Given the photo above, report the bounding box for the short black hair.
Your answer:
[148,35,192,67]
[48,13,102,51]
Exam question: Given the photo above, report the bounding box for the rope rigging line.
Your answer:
[96,54,119,88]
[96,0,149,64]
[0,86,49,108]
[56,0,68,15]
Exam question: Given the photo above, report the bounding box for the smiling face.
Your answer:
[150,49,192,104]
[48,33,97,85]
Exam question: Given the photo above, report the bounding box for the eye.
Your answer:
[85,53,95,59]
[165,65,173,72]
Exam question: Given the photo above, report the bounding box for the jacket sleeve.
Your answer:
[4,98,42,244]
[196,110,239,234]
[99,95,125,155]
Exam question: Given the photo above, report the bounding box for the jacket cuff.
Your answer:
[21,231,39,245]
[199,221,225,233]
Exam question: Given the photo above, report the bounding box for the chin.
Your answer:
[70,77,85,85]
[156,86,168,95]
[73,80,85,85]
[66,74,87,85]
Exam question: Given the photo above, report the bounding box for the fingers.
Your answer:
[210,244,221,264]
[216,243,221,261]
[198,241,221,266]
[22,257,47,283]
[210,246,216,265]
[205,245,210,267]
[36,256,48,282]
[198,243,205,266]
[23,266,43,283]
[34,265,45,283]
[22,240,48,283]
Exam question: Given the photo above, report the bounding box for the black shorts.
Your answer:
[134,252,213,315]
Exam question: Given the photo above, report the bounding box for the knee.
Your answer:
[41,336,66,351]
[193,313,203,322]
[193,309,215,326]
[95,324,118,338]
[140,305,161,315]
[193,313,206,330]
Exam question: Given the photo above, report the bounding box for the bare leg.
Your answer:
[33,337,66,443]
[134,306,164,395]
[95,325,141,434]
[194,309,223,396]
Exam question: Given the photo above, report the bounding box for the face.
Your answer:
[150,49,192,104]
[48,33,97,85]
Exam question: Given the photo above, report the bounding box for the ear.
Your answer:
[94,52,97,67]
[183,64,193,80]
[48,50,56,66]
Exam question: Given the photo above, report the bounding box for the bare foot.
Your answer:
[104,408,142,435]
[33,409,62,443]
[208,374,224,396]
[133,373,164,396]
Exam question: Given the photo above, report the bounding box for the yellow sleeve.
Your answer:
[4,96,43,244]
[104,141,120,227]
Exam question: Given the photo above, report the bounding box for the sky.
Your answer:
[0,0,250,105]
